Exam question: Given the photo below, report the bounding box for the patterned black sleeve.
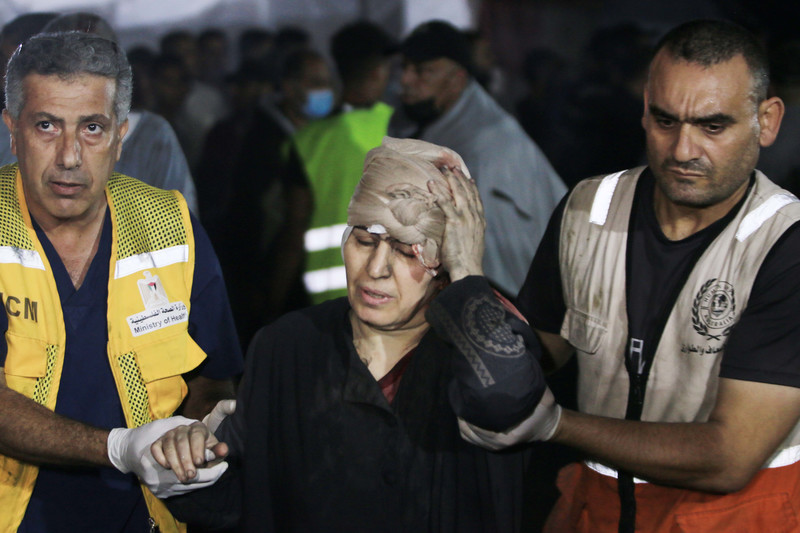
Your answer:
[426,276,545,431]
[164,464,242,528]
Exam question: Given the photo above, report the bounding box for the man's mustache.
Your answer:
[661,158,710,174]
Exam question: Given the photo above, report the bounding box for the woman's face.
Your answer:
[344,227,441,331]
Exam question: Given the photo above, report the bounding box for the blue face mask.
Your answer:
[302,88,334,118]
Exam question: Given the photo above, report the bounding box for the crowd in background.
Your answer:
[1,11,799,350]
[1,9,800,532]
[139,17,799,326]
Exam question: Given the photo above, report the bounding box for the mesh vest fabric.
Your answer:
[0,165,200,533]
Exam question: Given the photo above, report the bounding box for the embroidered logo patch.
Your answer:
[126,271,188,337]
[691,278,736,341]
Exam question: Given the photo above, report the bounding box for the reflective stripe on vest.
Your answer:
[114,244,190,279]
[585,443,800,483]
[304,223,348,297]
[736,193,799,241]
[589,170,625,226]
[305,223,348,252]
[0,246,45,269]
[304,265,347,295]
[293,102,393,304]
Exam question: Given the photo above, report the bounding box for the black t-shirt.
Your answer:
[518,169,800,389]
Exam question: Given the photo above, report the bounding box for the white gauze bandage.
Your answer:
[346,137,471,275]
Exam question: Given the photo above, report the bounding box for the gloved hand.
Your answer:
[458,387,563,450]
[202,399,236,434]
[107,416,228,498]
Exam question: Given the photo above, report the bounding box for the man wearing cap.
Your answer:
[390,19,566,298]
[195,48,334,348]
[290,20,398,305]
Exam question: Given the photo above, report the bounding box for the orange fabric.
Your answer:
[544,461,800,532]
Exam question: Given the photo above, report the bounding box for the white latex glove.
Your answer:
[107,416,228,498]
[458,387,563,450]
[202,399,236,434]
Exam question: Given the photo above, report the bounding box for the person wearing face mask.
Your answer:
[389,20,567,299]
[192,46,336,348]
[276,47,335,125]
[302,84,335,118]
[143,137,548,532]
[290,20,398,305]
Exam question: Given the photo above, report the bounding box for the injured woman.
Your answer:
[145,137,549,532]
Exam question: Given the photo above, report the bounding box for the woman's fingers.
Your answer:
[150,422,217,482]
[438,166,485,228]
[428,165,486,280]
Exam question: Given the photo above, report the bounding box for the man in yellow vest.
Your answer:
[460,20,800,533]
[0,32,242,532]
[292,20,397,304]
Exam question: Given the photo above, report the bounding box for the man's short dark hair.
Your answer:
[1,12,59,48]
[152,53,189,81]
[274,26,310,51]
[5,31,133,121]
[239,27,273,53]
[160,30,195,56]
[400,20,472,74]
[279,48,324,83]
[199,28,226,47]
[330,20,396,84]
[654,19,770,103]
[41,12,119,43]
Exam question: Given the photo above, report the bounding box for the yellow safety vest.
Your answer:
[0,163,205,532]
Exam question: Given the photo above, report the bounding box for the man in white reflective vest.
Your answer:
[460,19,800,533]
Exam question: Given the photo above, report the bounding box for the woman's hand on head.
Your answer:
[428,165,485,281]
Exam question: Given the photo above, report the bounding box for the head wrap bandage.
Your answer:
[347,136,471,275]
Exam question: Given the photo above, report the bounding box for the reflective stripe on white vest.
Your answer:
[585,443,800,484]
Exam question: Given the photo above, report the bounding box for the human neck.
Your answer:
[279,100,307,130]
[31,202,107,289]
[653,181,748,241]
[349,311,429,380]
[341,86,377,108]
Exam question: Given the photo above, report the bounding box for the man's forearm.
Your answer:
[551,377,800,494]
[554,409,746,493]
[0,384,111,467]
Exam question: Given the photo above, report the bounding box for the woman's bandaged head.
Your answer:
[347,137,471,270]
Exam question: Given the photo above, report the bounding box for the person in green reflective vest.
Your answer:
[291,20,397,304]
